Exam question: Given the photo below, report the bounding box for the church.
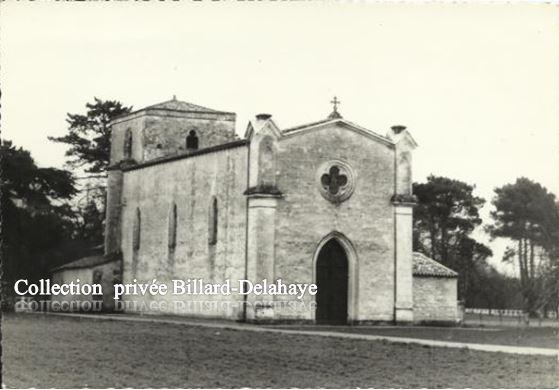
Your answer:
[54,97,459,324]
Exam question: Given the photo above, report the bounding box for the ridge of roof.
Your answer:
[119,139,249,172]
[144,99,221,113]
[111,99,235,123]
[282,118,334,134]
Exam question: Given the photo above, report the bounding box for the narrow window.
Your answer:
[168,203,177,270]
[208,196,218,245]
[186,130,199,151]
[123,128,133,159]
[132,208,141,277]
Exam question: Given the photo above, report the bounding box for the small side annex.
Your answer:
[412,252,459,324]
[51,251,121,312]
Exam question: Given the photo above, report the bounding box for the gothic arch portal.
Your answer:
[312,232,358,324]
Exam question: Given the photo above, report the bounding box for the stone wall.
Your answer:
[104,170,123,254]
[119,143,248,320]
[142,112,236,161]
[110,115,146,163]
[413,276,458,323]
[273,122,397,322]
[109,111,236,164]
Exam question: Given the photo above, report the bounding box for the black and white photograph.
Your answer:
[0,1,558,388]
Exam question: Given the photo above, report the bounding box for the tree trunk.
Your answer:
[529,239,535,280]
[518,239,525,287]
[441,225,448,265]
[518,239,530,314]
[429,224,437,261]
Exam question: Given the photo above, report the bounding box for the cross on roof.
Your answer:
[328,96,343,119]
[331,96,340,112]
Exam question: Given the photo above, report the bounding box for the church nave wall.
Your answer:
[118,144,248,319]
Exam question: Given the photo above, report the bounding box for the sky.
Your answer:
[2,1,558,274]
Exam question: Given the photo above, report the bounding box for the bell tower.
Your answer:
[104,98,237,255]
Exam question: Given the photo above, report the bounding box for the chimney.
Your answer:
[391,125,407,134]
[256,113,272,121]
[248,113,274,137]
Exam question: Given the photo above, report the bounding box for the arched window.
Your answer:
[123,128,133,159]
[186,130,199,151]
[208,196,218,246]
[168,203,177,270]
[132,208,141,277]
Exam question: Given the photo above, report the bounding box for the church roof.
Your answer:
[412,252,458,278]
[52,252,121,273]
[111,98,235,124]
[144,99,224,113]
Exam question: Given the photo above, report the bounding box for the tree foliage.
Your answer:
[48,98,132,173]
[413,175,493,303]
[465,263,523,309]
[1,141,78,307]
[488,177,559,315]
[47,97,131,248]
[74,198,105,244]
[2,141,75,210]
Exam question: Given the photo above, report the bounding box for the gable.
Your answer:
[280,118,394,148]
[273,118,396,208]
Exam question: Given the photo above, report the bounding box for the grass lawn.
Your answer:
[2,313,558,388]
[271,325,559,349]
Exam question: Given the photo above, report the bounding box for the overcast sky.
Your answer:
[2,2,558,274]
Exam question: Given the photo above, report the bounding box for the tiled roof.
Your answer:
[52,252,121,272]
[145,99,221,113]
[111,99,235,124]
[413,252,458,278]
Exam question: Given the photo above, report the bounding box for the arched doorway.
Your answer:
[316,238,349,325]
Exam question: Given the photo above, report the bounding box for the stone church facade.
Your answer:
[100,98,459,324]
